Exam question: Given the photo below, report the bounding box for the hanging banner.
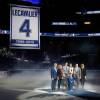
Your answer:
[10,5,40,49]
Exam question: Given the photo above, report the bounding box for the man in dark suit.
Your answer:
[51,63,58,91]
[80,64,86,88]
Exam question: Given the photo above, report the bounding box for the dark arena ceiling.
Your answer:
[41,0,100,33]
[0,0,100,33]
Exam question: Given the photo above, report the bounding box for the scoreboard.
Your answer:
[10,5,40,49]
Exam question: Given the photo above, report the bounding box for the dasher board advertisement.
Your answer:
[10,5,40,49]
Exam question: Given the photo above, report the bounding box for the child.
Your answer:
[67,73,74,91]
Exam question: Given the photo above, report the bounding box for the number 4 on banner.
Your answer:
[19,19,31,37]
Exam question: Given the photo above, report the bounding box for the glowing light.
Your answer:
[22,0,40,4]
[87,10,100,14]
[84,21,91,25]
[76,10,100,15]
[52,22,77,25]
[16,58,21,60]
[24,59,29,62]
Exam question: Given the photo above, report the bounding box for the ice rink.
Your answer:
[0,69,100,100]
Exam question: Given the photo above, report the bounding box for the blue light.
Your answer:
[22,0,40,4]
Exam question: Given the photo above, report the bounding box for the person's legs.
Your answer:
[82,79,84,88]
[69,81,73,91]
[58,79,62,90]
[80,78,83,88]
[66,78,68,90]
[51,79,54,91]
[80,78,85,88]
[58,79,60,90]
[67,83,70,91]
[62,78,66,89]
[51,79,57,91]
[53,79,57,91]
[76,78,80,89]
[82,78,85,88]
[71,81,74,90]
[70,76,74,91]
[70,83,73,91]
[67,77,72,91]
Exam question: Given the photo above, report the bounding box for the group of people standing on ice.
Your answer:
[50,62,86,92]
